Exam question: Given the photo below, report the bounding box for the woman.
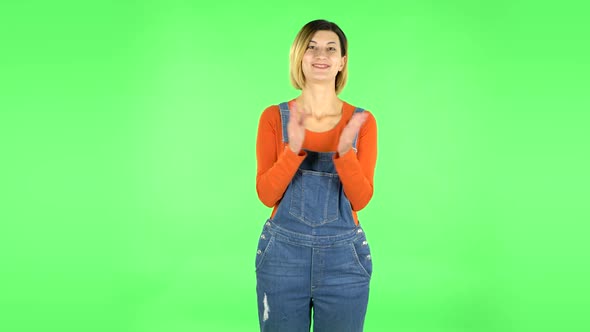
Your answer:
[255,19,377,332]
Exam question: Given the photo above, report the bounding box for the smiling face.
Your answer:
[289,20,349,94]
[301,30,347,86]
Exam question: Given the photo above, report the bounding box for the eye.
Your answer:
[328,47,337,52]
[307,45,315,50]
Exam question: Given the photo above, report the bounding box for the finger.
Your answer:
[294,104,307,125]
[289,107,297,125]
[353,113,368,130]
[347,113,368,131]
[352,112,369,124]
[290,104,303,124]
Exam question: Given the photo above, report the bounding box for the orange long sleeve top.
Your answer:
[256,100,378,225]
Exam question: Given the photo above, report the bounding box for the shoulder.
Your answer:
[360,111,377,136]
[257,104,284,135]
[259,100,296,122]
[260,104,280,119]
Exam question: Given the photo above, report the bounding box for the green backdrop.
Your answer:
[1,1,589,331]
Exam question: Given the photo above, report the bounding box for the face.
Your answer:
[301,30,346,85]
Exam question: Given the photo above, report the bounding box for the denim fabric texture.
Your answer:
[255,102,372,332]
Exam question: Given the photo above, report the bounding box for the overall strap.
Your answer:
[278,102,290,143]
[351,107,365,152]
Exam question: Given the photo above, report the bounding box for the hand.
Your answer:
[287,102,307,154]
[337,112,368,156]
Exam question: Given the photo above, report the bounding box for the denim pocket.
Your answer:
[255,227,275,271]
[351,231,372,278]
[288,169,341,227]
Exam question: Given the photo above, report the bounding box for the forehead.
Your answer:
[310,30,340,43]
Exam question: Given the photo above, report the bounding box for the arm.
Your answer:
[255,106,306,207]
[334,111,377,211]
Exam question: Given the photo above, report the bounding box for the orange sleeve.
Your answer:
[256,106,307,207]
[333,111,377,211]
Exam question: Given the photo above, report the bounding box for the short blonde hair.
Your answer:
[289,20,348,95]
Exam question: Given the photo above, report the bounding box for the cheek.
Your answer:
[303,53,314,63]
[302,56,314,68]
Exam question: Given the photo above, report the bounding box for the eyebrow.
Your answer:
[309,40,338,44]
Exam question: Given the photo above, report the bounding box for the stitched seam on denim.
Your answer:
[299,169,339,177]
[342,194,354,221]
[266,222,359,247]
[323,177,330,221]
[279,102,290,143]
[288,170,339,226]
[255,236,275,271]
[277,235,350,249]
[274,233,358,247]
[350,242,371,279]
[289,170,305,224]
[319,153,333,161]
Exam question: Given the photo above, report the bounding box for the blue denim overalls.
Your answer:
[255,102,372,332]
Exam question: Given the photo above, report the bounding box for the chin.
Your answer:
[305,74,336,82]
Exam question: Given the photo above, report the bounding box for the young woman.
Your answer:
[254,19,378,332]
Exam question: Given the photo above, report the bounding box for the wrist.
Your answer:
[287,144,301,155]
[337,148,351,157]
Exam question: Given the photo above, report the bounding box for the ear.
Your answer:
[339,55,347,71]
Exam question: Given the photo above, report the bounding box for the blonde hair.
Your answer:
[289,20,348,94]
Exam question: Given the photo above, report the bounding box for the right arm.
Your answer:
[255,106,306,207]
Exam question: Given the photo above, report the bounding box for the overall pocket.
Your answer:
[255,226,275,271]
[350,230,373,278]
[288,169,341,227]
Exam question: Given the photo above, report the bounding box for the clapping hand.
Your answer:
[337,112,368,156]
[287,102,307,154]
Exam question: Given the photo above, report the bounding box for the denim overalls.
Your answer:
[255,102,372,332]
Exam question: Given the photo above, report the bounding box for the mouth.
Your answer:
[312,64,330,69]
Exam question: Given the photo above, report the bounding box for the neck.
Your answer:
[298,83,341,118]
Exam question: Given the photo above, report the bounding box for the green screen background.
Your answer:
[1,1,589,331]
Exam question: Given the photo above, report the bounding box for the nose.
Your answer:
[312,47,328,58]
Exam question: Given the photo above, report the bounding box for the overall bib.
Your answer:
[255,102,372,332]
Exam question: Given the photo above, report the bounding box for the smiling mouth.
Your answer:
[312,64,330,69]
